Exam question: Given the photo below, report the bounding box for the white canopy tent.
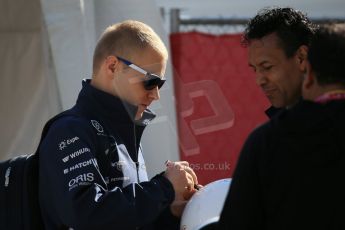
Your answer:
[0,0,179,177]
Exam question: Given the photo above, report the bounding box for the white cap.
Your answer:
[180,178,231,230]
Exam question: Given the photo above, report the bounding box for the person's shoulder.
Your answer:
[243,120,273,149]
[270,100,321,129]
[46,114,95,137]
[51,114,89,129]
[251,113,276,136]
[40,114,97,152]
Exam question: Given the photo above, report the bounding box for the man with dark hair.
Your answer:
[217,24,345,230]
[243,7,316,117]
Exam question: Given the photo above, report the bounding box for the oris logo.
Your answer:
[68,173,94,191]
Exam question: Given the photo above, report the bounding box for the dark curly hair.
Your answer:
[243,7,317,57]
[308,24,345,86]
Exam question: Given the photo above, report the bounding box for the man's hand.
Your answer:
[164,161,199,217]
[164,161,196,198]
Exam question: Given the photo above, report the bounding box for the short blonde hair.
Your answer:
[92,20,168,74]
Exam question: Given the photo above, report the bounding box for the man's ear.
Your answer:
[303,62,314,90]
[104,56,120,76]
[296,45,308,72]
[302,62,317,100]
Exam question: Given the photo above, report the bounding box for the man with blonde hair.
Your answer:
[39,20,197,230]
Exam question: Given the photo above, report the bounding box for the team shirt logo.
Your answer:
[91,120,104,133]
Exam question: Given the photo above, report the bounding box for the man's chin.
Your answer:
[135,108,145,120]
[270,100,285,109]
[271,98,299,109]
[135,112,143,120]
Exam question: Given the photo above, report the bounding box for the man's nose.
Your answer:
[255,72,268,86]
[149,86,160,100]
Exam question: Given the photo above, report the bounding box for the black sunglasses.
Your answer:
[116,56,166,90]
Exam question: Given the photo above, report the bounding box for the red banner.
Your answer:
[170,32,269,184]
